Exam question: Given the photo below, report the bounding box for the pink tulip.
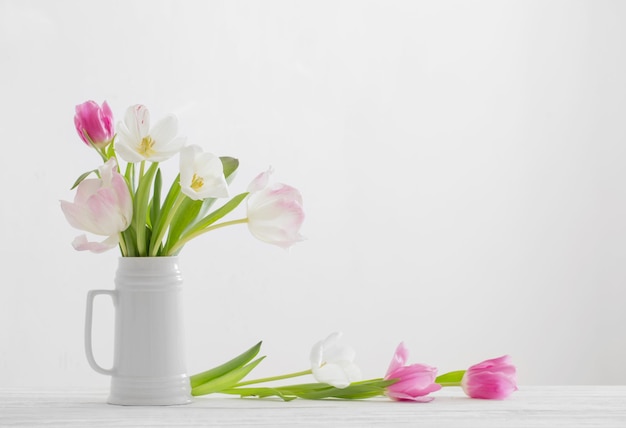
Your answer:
[246,169,305,249]
[461,355,517,399]
[74,100,114,148]
[384,342,442,402]
[60,159,132,253]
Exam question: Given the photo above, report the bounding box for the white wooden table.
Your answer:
[1,386,625,427]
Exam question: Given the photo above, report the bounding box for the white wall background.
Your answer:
[1,0,625,389]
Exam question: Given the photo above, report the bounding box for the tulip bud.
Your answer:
[384,343,442,402]
[246,170,305,249]
[74,100,114,148]
[461,355,518,399]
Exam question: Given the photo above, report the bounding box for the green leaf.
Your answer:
[435,370,466,386]
[121,225,138,257]
[162,175,181,216]
[190,341,262,389]
[192,357,266,396]
[221,156,239,181]
[70,169,97,190]
[179,192,249,242]
[124,162,135,194]
[134,162,159,256]
[106,140,117,159]
[150,169,162,230]
[149,174,181,255]
[144,225,152,251]
[296,385,385,400]
[224,379,394,401]
[165,197,203,250]
[221,387,298,402]
[288,379,393,400]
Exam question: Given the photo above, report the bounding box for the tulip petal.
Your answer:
[312,364,352,389]
[150,115,179,148]
[342,361,362,383]
[386,342,409,376]
[124,104,150,141]
[386,391,435,403]
[247,167,274,193]
[60,200,91,231]
[309,332,340,368]
[321,340,356,364]
[72,234,119,253]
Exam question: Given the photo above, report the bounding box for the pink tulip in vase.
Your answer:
[62,101,305,405]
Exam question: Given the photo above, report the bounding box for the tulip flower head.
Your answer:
[60,159,132,253]
[179,145,229,200]
[384,342,442,402]
[246,168,305,249]
[74,100,114,148]
[461,355,517,399]
[115,104,185,163]
[310,332,362,388]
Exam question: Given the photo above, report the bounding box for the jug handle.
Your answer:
[85,290,116,376]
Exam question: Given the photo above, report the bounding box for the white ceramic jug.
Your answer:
[85,257,191,405]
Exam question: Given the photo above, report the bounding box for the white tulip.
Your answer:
[179,145,229,200]
[115,104,185,162]
[310,332,362,388]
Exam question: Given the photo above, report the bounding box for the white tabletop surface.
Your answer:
[1,386,625,427]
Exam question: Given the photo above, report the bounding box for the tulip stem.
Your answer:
[233,369,313,387]
[437,382,462,387]
[166,218,248,256]
[118,232,128,256]
[85,133,107,162]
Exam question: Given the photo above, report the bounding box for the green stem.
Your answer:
[124,162,135,194]
[233,369,313,388]
[437,381,462,387]
[149,192,186,256]
[83,131,107,162]
[118,232,128,256]
[134,162,159,256]
[166,217,248,256]
[98,147,108,161]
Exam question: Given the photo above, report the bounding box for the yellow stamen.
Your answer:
[191,173,204,191]
[139,136,155,157]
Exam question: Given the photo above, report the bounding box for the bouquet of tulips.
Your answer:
[61,101,305,256]
[61,101,517,403]
[190,332,518,402]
